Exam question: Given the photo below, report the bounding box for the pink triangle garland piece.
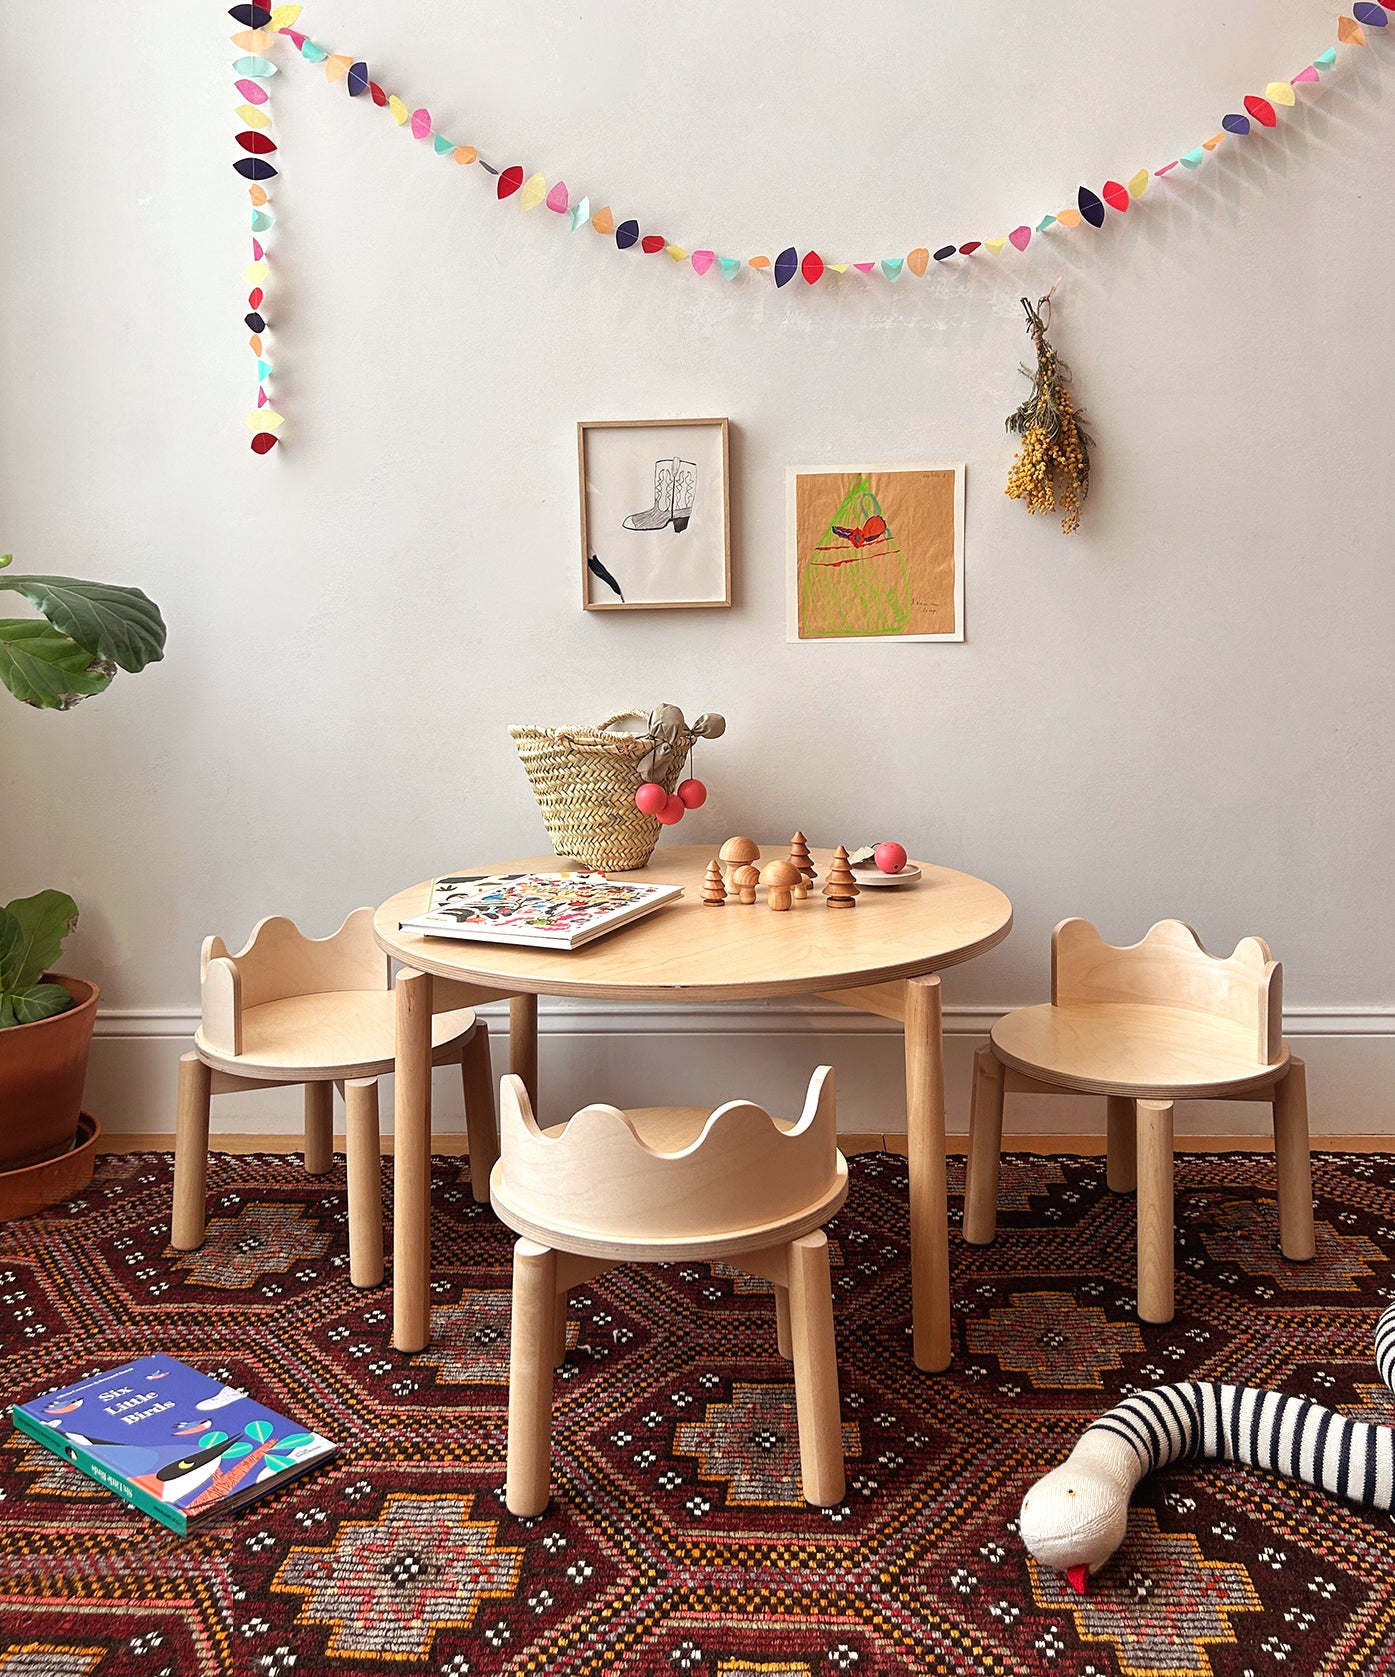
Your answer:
[546,181,569,212]
[690,250,715,275]
[410,108,432,140]
[1155,161,1179,175]
[1293,65,1320,82]
[1008,225,1032,251]
[281,28,306,48]
[853,262,875,273]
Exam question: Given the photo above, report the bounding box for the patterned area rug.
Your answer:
[2,1148,1395,1677]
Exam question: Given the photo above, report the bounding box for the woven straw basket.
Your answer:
[509,711,684,872]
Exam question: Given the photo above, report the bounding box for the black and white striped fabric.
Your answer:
[1086,1300,1395,1511]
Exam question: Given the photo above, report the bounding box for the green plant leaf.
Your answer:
[0,618,113,709]
[0,892,78,994]
[0,984,74,1027]
[0,575,165,674]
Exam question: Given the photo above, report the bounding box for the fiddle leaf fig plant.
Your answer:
[1,553,167,1028]
[0,555,166,710]
[0,891,80,1028]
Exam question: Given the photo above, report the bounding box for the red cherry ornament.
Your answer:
[656,794,685,826]
[874,841,908,874]
[676,777,707,809]
[634,781,668,815]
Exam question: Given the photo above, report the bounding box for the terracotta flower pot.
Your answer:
[0,974,99,1171]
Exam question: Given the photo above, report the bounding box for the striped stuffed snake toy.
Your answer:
[1020,1301,1395,1593]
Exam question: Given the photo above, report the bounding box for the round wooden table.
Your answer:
[375,847,1012,1369]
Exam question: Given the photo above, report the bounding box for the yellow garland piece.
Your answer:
[1005,295,1093,535]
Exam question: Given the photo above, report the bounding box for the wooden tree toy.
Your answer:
[761,859,802,912]
[822,847,860,909]
[788,832,817,899]
[702,860,727,907]
[732,864,760,905]
[719,836,761,887]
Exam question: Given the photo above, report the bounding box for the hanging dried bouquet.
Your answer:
[1005,294,1092,534]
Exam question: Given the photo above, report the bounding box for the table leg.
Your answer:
[510,993,539,1112]
[905,974,951,1373]
[394,967,434,1353]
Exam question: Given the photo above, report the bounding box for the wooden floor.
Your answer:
[98,1132,1393,1156]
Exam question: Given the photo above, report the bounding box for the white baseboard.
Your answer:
[86,999,1395,1138]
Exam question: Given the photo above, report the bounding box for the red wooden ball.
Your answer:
[634,781,668,815]
[874,841,908,874]
[656,795,685,826]
[676,777,707,809]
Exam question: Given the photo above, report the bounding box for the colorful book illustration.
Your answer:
[11,1357,336,1535]
[398,870,682,950]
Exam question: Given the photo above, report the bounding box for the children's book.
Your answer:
[398,870,682,950]
[11,1357,336,1534]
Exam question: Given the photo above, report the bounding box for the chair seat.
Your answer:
[195,990,477,1080]
[990,1002,1289,1099]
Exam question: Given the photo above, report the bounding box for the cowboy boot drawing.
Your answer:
[671,458,697,532]
[622,459,676,531]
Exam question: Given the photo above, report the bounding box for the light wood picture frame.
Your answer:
[786,463,965,643]
[579,418,732,611]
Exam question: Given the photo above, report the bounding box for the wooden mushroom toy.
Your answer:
[761,859,802,912]
[719,836,761,888]
[732,864,760,905]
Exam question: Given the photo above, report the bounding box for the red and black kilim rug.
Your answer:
[3,1148,1395,1676]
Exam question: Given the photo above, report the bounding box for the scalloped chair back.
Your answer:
[1052,917,1282,1065]
[965,917,1314,1325]
[492,1065,841,1253]
[490,1066,848,1516]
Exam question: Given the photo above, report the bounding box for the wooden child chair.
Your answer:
[490,1066,848,1516]
[964,919,1315,1324]
[170,909,499,1288]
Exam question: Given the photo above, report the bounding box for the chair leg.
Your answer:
[506,1238,559,1516]
[171,1053,213,1250]
[1136,1100,1175,1324]
[344,1078,384,1289]
[460,1020,499,1205]
[1273,1057,1316,1261]
[303,1083,334,1177]
[786,1231,845,1507]
[774,1284,793,1359]
[963,1047,1005,1245]
[1106,1096,1137,1193]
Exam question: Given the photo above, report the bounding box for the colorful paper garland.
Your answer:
[234,5,1391,452]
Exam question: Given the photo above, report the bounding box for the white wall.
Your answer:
[3,1,1392,1136]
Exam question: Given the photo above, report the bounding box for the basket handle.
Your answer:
[554,710,652,758]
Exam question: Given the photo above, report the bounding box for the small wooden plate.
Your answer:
[851,861,923,887]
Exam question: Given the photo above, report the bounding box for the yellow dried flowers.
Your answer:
[1005,295,1092,534]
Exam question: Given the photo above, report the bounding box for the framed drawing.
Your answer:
[579,418,732,610]
[786,463,965,642]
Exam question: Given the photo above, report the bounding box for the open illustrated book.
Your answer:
[11,1356,336,1534]
[397,871,683,951]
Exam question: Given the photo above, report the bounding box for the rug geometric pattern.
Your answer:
[3,1148,1395,1676]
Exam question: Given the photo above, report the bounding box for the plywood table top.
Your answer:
[374,847,1012,1001]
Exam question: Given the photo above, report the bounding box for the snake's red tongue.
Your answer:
[1066,1564,1090,1595]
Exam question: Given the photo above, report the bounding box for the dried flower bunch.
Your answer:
[1005,294,1092,534]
